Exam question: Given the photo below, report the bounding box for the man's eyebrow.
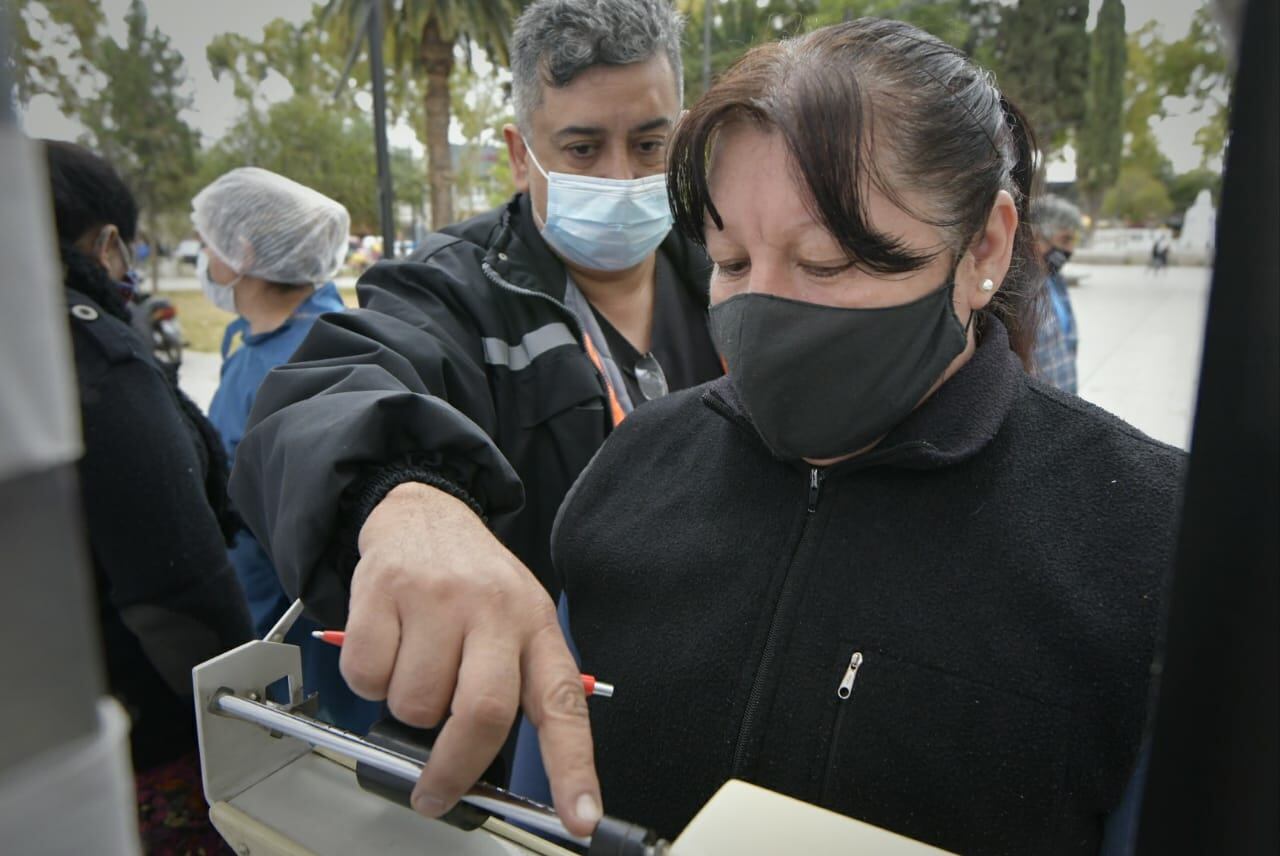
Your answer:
[549,118,673,142]
[630,117,673,134]
[551,125,605,142]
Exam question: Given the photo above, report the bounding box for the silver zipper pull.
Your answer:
[837,651,863,699]
[807,467,822,513]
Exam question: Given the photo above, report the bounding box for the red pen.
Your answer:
[311,629,614,698]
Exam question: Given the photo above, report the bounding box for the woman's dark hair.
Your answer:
[43,140,139,247]
[669,18,1044,363]
[42,141,140,323]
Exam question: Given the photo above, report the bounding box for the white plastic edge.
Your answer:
[0,127,82,482]
[0,697,141,855]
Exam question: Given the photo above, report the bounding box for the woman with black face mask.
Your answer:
[540,19,1185,855]
[43,140,252,852]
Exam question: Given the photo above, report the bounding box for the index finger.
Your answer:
[522,624,601,839]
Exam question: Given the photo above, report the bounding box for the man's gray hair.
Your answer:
[1031,195,1084,239]
[510,0,685,134]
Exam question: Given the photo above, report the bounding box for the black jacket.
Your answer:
[230,194,715,623]
[66,258,252,771]
[553,319,1186,855]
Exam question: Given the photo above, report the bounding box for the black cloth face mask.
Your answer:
[709,280,969,460]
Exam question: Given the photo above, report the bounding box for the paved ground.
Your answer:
[177,263,1213,450]
[1070,264,1211,450]
[180,350,223,415]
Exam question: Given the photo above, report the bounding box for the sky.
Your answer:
[20,0,1223,180]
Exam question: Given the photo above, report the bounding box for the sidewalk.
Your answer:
[1069,263,1211,450]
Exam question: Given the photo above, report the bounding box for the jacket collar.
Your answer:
[482,193,712,309]
[704,314,1025,472]
[225,282,347,351]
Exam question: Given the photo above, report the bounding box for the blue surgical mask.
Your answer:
[524,140,673,272]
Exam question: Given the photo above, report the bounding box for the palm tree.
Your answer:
[328,0,521,230]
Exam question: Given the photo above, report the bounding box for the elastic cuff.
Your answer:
[350,465,486,534]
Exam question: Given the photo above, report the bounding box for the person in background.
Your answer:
[1148,233,1170,274]
[192,166,380,732]
[43,140,252,852]
[228,0,721,824]
[1030,195,1084,393]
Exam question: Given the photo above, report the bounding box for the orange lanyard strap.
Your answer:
[582,333,627,427]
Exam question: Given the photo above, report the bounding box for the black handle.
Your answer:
[354,716,504,831]
[588,814,666,856]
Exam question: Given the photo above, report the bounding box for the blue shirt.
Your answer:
[209,283,346,461]
[209,283,380,733]
[1031,271,1079,394]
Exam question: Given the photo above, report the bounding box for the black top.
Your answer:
[591,252,723,408]
[553,318,1186,854]
[65,257,251,771]
[230,193,722,614]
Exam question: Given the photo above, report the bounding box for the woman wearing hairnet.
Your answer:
[192,167,379,731]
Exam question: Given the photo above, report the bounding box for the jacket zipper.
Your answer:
[807,467,822,513]
[480,260,586,343]
[823,650,863,800]
[836,651,863,699]
[731,466,824,776]
[481,260,613,428]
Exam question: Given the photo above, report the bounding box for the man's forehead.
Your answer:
[529,55,680,134]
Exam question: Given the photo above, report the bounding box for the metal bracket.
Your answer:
[193,640,310,803]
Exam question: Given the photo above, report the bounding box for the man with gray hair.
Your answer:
[1031,195,1084,393]
[228,0,718,837]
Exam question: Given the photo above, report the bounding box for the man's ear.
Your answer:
[503,124,530,193]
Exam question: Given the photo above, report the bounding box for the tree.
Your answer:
[78,0,200,286]
[1102,164,1174,225]
[989,0,1089,157]
[1122,9,1232,173]
[1075,0,1125,222]
[205,10,372,229]
[326,0,523,231]
[207,8,352,106]
[208,30,511,231]
[7,0,104,111]
[201,95,380,231]
[680,0,815,104]
[450,60,514,216]
[679,0,994,105]
[1166,166,1221,214]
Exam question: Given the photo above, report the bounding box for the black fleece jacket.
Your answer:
[553,318,1186,855]
[65,255,251,771]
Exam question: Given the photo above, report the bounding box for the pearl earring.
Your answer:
[980,279,995,292]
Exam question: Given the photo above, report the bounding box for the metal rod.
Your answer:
[367,0,397,260]
[264,598,305,643]
[212,692,589,847]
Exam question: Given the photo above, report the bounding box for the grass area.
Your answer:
[167,288,359,353]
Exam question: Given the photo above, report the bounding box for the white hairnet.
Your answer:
[191,167,350,285]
